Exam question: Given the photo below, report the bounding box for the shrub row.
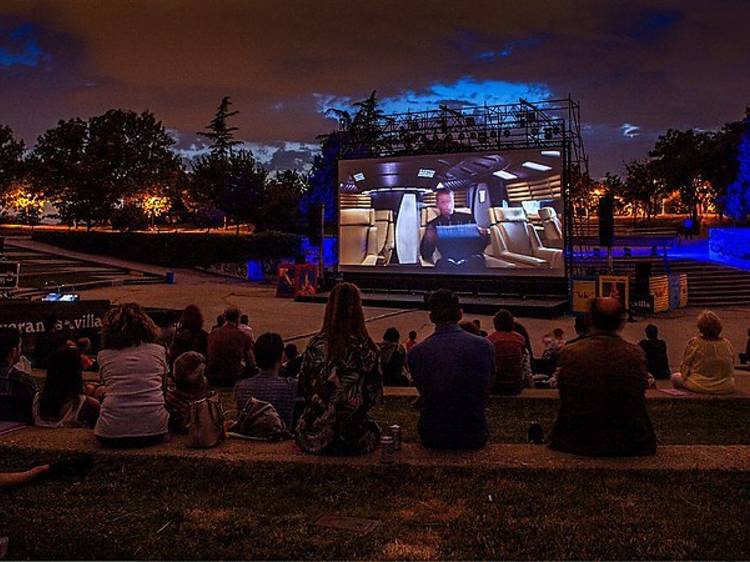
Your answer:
[31,230,303,268]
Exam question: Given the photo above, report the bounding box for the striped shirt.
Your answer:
[233,371,298,429]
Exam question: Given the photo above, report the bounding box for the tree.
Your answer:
[0,125,25,198]
[29,118,107,229]
[721,111,750,222]
[30,110,183,229]
[188,150,267,232]
[256,169,308,233]
[218,150,268,232]
[649,129,709,221]
[197,97,242,158]
[306,91,386,225]
[702,118,746,218]
[623,160,663,220]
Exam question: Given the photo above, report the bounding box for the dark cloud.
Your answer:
[0,0,748,175]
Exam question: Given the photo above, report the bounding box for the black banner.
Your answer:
[0,300,111,335]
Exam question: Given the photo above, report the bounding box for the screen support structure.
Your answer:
[334,97,589,301]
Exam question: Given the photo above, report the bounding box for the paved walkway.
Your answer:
[9,235,750,368]
[2,427,748,471]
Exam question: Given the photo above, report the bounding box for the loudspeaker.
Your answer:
[635,262,652,293]
[598,194,614,247]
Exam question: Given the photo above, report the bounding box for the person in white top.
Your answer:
[239,314,255,342]
[94,303,169,448]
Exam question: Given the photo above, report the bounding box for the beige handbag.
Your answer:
[187,392,225,448]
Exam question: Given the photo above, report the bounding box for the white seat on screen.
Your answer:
[538,207,564,248]
[486,207,563,269]
[339,209,379,266]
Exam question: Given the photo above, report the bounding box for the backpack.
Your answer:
[228,398,291,441]
[187,392,225,448]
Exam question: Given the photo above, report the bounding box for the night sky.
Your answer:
[1,0,749,177]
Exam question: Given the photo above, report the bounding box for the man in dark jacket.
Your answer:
[549,298,656,457]
[408,289,495,450]
[638,324,671,379]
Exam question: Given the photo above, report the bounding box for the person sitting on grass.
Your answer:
[671,310,735,394]
[234,333,298,429]
[549,297,656,457]
[567,315,590,345]
[408,289,495,450]
[206,306,256,387]
[280,344,302,379]
[210,314,225,332]
[487,309,530,395]
[33,314,69,370]
[459,320,482,336]
[239,314,255,340]
[165,351,210,434]
[738,328,750,364]
[638,324,671,380]
[379,328,411,387]
[404,330,418,352]
[296,283,383,456]
[77,337,96,371]
[0,327,38,425]
[169,305,209,365]
[94,304,169,448]
[33,346,99,428]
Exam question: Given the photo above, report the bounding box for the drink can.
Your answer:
[380,436,395,464]
[389,424,402,451]
[527,421,545,445]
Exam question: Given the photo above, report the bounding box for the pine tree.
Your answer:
[197,97,242,157]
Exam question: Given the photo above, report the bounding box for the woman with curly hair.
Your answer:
[94,303,169,448]
[296,283,383,456]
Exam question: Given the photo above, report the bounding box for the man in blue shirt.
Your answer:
[407,289,495,449]
[233,332,298,429]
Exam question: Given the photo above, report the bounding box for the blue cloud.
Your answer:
[378,77,554,113]
[477,36,546,60]
[625,9,682,40]
[0,23,46,67]
[315,78,554,119]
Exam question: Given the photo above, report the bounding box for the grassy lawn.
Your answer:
[370,396,750,445]
[2,447,749,560]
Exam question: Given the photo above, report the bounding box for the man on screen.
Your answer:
[420,188,489,271]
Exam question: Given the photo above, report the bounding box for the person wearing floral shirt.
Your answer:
[296,283,383,456]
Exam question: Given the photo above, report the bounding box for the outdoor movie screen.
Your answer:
[338,148,565,277]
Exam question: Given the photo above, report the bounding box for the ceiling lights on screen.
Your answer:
[417,168,436,178]
[493,170,518,180]
[353,172,365,182]
[540,150,561,157]
[522,161,552,172]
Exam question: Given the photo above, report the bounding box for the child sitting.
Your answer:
[165,351,211,434]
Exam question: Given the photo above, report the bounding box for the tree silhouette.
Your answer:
[0,125,25,200]
[722,111,750,222]
[30,110,182,229]
[197,97,242,157]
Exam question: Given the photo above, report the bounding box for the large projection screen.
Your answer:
[338,148,565,277]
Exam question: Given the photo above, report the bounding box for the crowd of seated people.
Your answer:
[1,283,745,460]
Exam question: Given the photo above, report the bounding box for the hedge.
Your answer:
[31,230,303,268]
